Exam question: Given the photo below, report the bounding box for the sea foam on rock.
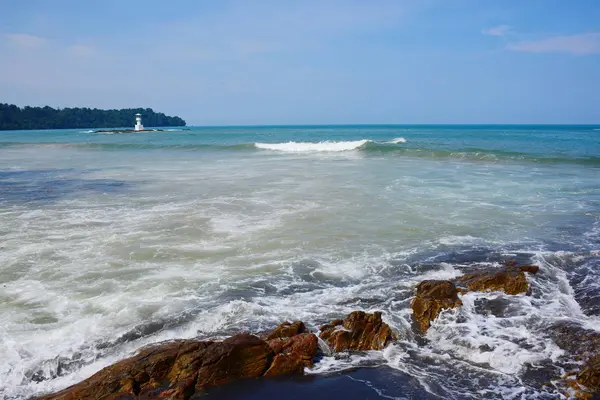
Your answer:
[319,311,398,352]
[35,313,392,400]
[455,265,539,295]
[411,264,540,333]
[550,322,600,398]
[36,327,317,400]
[411,280,463,334]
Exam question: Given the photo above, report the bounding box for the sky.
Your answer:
[1,0,599,125]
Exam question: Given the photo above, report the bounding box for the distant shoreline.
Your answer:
[0,103,186,131]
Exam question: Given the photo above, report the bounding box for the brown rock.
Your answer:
[577,355,600,395]
[550,322,600,398]
[264,331,318,376]
[264,354,306,377]
[455,267,531,295]
[37,334,273,400]
[411,280,462,334]
[551,322,600,361]
[266,321,308,340]
[36,326,324,400]
[319,311,397,352]
[504,261,540,275]
[193,334,273,391]
[518,265,540,274]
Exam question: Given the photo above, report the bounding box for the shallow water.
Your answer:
[0,125,599,399]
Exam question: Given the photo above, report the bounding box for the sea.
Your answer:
[0,125,599,399]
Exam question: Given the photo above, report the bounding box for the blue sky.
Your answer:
[1,0,599,125]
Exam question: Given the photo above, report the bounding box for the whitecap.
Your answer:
[387,137,407,144]
[254,140,370,152]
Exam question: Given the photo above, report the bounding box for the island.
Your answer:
[0,103,186,131]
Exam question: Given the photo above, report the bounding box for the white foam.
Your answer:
[438,235,483,246]
[254,140,369,152]
[2,130,600,399]
[307,351,384,375]
[387,137,407,144]
[424,291,565,375]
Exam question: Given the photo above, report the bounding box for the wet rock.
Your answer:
[319,311,397,352]
[266,321,309,340]
[37,322,324,400]
[455,265,538,295]
[264,333,318,376]
[37,339,207,400]
[38,334,276,400]
[550,322,600,398]
[473,296,510,317]
[518,265,540,274]
[550,322,600,361]
[577,355,600,396]
[191,334,273,391]
[411,280,463,333]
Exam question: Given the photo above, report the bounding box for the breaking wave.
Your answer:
[387,137,407,144]
[254,140,371,152]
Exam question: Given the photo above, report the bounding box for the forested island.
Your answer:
[0,103,186,130]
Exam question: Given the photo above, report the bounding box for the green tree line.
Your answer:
[0,103,186,130]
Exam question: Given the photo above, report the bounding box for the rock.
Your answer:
[550,322,600,361]
[265,333,318,376]
[411,280,463,333]
[192,334,273,391]
[455,265,538,295]
[263,353,306,377]
[473,296,510,317]
[38,334,275,400]
[37,325,324,400]
[266,321,309,340]
[518,265,540,274]
[577,355,600,395]
[409,265,539,333]
[550,322,600,398]
[37,339,206,400]
[319,311,397,351]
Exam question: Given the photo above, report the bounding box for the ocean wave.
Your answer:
[254,140,370,152]
[1,139,600,166]
[386,137,407,144]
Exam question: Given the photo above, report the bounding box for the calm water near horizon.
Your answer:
[1,125,599,399]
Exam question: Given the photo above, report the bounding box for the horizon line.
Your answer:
[186,123,600,128]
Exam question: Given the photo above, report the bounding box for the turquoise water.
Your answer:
[2,125,599,164]
[0,125,599,399]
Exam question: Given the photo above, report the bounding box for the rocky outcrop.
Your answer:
[38,324,319,400]
[319,311,397,351]
[264,321,318,376]
[551,322,600,361]
[550,322,600,398]
[37,334,272,400]
[517,265,540,274]
[411,280,463,333]
[265,333,318,376]
[577,355,600,397]
[265,320,308,340]
[411,264,540,334]
[37,314,392,399]
[455,265,539,295]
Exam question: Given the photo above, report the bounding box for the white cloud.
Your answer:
[482,25,512,37]
[5,33,47,48]
[507,33,600,55]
